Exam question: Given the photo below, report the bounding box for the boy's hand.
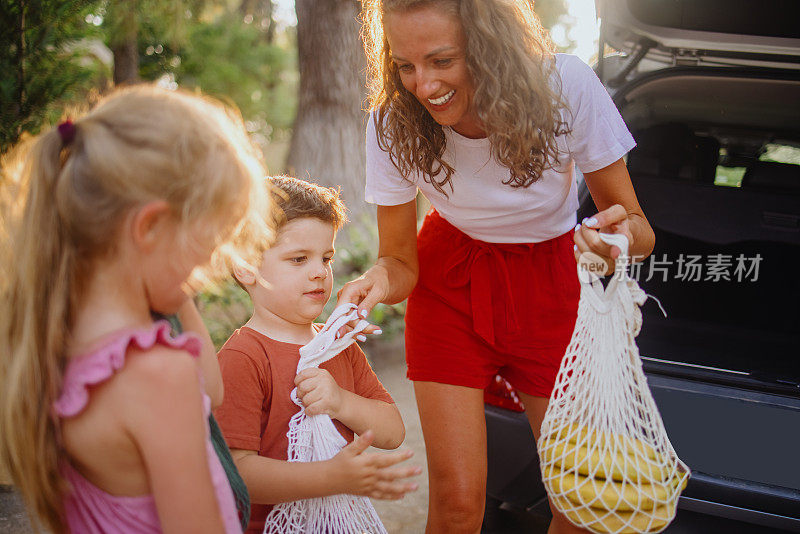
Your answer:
[328,431,420,500]
[295,368,344,418]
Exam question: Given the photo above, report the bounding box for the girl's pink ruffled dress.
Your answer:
[53,321,242,533]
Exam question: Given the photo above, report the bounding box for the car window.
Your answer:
[714,144,800,188]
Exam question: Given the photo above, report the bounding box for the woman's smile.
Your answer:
[385,6,484,138]
[428,89,455,106]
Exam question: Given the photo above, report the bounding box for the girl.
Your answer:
[0,85,271,533]
[341,1,655,533]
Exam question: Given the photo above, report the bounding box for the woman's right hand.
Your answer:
[335,201,419,337]
[337,265,390,320]
[334,266,389,337]
[327,430,421,500]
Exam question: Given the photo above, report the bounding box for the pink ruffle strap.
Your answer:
[54,321,202,418]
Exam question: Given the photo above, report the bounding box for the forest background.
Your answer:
[1,0,577,347]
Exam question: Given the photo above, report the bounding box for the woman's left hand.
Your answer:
[573,204,633,275]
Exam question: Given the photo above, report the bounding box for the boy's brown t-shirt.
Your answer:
[214,326,394,533]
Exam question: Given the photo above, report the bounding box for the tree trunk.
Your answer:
[286,0,371,245]
[110,4,139,86]
[112,37,139,85]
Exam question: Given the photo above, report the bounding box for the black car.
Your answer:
[483,1,800,532]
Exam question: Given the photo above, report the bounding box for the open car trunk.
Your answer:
[599,0,800,72]
[616,69,800,387]
[575,65,800,530]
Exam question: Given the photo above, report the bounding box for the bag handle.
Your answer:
[297,303,372,372]
[579,233,630,311]
[599,232,629,296]
[598,232,629,260]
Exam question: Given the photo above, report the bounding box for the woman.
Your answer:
[340,1,654,532]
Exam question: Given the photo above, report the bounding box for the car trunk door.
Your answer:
[598,0,800,70]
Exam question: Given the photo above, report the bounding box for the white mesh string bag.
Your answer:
[538,234,690,534]
[263,303,388,534]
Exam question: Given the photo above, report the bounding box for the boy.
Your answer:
[215,176,418,534]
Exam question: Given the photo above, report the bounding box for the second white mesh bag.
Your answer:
[538,234,690,534]
[263,304,388,534]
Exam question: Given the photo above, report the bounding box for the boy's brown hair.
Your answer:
[269,175,348,231]
[233,176,347,293]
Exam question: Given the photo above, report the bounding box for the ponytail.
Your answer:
[1,129,81,533]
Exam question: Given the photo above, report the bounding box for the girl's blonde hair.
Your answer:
[0,85,273,532]
[362,0,570,195]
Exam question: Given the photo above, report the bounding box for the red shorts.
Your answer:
[405,210,580,399]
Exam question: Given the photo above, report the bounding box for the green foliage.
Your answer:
[196,279,254,350]
[173,10,295,142]
[1,1,296,159]
[106,3,297,159]
[534,0,569,30]
[104,0,198,52]
[0,0,106,152]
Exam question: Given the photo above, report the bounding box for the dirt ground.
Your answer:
[0,486,30,534]
[366,337,429,533]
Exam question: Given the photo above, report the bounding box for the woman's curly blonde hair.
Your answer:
[362,0,571,195]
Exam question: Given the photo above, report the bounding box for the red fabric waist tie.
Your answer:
[443,239,532,346]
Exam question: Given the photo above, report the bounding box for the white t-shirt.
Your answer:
[364,54,636,243]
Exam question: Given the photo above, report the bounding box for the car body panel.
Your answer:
[647,375,800,511]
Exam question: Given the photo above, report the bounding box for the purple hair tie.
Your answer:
[57,120,76,145]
